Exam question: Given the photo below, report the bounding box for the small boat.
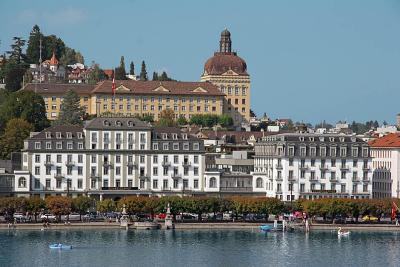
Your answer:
[49,244,72,249]
[337,227,350,237]
[260,225,273,232]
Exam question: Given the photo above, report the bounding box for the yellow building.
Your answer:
[22,81,224,121]
[201,29,251,126]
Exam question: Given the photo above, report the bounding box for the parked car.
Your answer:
[362,215,378,222]
[61,213,81,221]
[13,213,28,222]
[40,214,57,221]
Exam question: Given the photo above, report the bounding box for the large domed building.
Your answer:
[201,29,251,126]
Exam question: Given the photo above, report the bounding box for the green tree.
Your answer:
[7,37,27,64]
[129,61,135,75]
[115,56,127,80]
[152,71,158,81]
[0,118,33,159]
[157,109,176,127]
[218,115,233,127]
[0,91,49,132]
[4,61,27,92]
[26,25,44,64]
[139,60,148,81]
[96,199,116,213]
[0,197,27,221]
[26,197,46,222]
[177,116,188,126]
[72,196,93,221]
[88,63,106,84]
[54,90,85,125]
[43,34,65,61]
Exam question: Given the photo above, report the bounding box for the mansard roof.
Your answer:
[84,117,152,130]
[28,125,84,140]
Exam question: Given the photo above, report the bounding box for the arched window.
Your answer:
[256,178,263,188]
[18,177,26,188]
[209,177,217,188]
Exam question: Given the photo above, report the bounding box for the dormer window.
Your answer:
[299,137,304,142]
[182,134,188,140]
[77,132,83,139]
[329,137,335,142]
[116,120,122,126]
[66,132,72,139]
[340,137,345,142]
[56,132,62,139]
[309,137,314,142]
[172,133,178,140]
[319,137,325,142]
[45,132,51,139]
[162,133,168,140]
[127,121,134,127]
[103,120,109,126]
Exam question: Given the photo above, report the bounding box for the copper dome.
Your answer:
[204,52,248,76]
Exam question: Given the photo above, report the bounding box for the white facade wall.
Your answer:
[371,148,400,197]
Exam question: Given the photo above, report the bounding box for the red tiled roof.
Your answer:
[22,83,94,95]
[103,69,114,79]
[92,80,224,96]
[368,133,400,147]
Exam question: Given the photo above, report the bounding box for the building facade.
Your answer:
[201,29,251,126]
[16,117,205,199]
[252,133,373,201]
[22,81,224,121]
[369,133,400,198]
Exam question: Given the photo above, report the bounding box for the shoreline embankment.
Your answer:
[2,222,400,231]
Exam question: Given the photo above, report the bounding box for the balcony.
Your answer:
[340,165,349,171]
[352,177,360,182]
[319,165,328,170]
[101,187,139,191]
[275,164,283,170]
[220,187,253,192]
[171,174,182,179]
[288,176,297,182]
[44,161,53,167]
[90,173,100,179]
[329,177,338,182]
[362,177,370,182]
[54,173,64,179]
[182,161,191,167]
[127,161,137,168]
[276,177,283,181]
[162,161,171,167]
[363,166,370,171]
[310,177,318,182]
[299,165,309,170]
[65,161,75,167]
[103,161,113,168]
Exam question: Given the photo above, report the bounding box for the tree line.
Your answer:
[1,196,399,223]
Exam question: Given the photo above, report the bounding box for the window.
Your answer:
[46,179,51,188]
[78,166,83,175]
[163,167,168,176]
[35,155,40,163]
[153,180,158,189]
[18,177,26,188]
[173,143,179,150]
[91,155,96,163]
[174,155,178,164]
[173,179,179,189]
[78,155,83,163]
[104,167,109,175]
[194,179,199,189]
[57,155,62,163]
[183,143,189,150]
[35,166,40,175]
[194,167,198,176]
[256,178,263,188]
[153,167,158,176]
[56,142,62,149]
[116,155,121,163]
[34,179,40,189]
[140,155,145,163]
[56,179,61,189]
[35,142,41,149]
[46,142,51,149]
[153,143,159,150]
[116,167,121,176]
[46,166,51,175]
[193,143,199,150]
[194,156,199,164]
[209,177,217,188]
[163,179,168,189]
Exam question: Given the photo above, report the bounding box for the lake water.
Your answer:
[0,228,400,267]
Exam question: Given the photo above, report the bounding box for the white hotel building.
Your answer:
[15,117,205,199]
[252,133,373,201]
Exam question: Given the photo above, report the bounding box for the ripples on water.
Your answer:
[1,228,400,267]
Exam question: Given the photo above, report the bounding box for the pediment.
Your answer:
[221,70,239,76]
[192,87,208,93]
[116,85,131,92]
[153,86,170,92]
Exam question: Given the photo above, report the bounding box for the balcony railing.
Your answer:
[319,165,328,170]
[340,165,349,171]
[299,165,309,170]
[101,187,139,191]
[54,173,64,179]
[276,177,283,181]
[182,161,191,167]
[127,161,137,168]
[288,176,297,182]
[352,177,359,182]
[362,177,370,182]
[65,161,75,166]
[139,175,150,180]
[171,174,182,179]
[103,161,113,167]
[329,177,338,182]
[162,161,171,167]
[363,166,370,171]
[275,164,283,169]
[90,173,100,179]
[44,161,53,166]
[220,187,253,192]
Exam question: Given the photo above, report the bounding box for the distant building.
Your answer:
[201,29,251,126]
[252,133,372,200]
[369,133,400,198]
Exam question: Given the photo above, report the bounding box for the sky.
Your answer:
[1,0,400,125]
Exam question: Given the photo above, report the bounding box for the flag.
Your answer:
[112,73,116,95]
[391,201,399,220]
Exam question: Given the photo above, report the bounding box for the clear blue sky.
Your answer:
[1,0,400,125]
